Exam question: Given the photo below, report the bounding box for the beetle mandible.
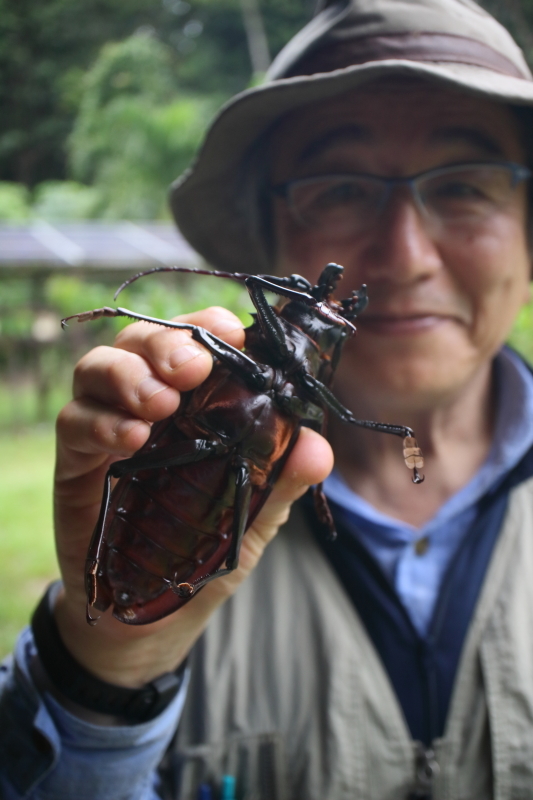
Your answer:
[62,262,424,626]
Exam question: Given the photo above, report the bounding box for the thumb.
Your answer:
[242,426,334,556]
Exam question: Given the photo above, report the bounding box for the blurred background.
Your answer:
[1,0,533,656]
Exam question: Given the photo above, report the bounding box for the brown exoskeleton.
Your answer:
[62,263,424,625]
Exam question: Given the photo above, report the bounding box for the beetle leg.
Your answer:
[175,456,253,597]
[299,372,425,484]
[225,456,252,570]
[190,327,272,391]
[108,439,229,477]
[85,469,114,625]
[86,439,231,624]
[257,273,314,294]
[313,483,337,541]
[246,274,316,305]
[245,277,294,363]
[62,307,200,329]
[63,305,271,387]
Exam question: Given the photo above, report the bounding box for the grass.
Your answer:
[0,427,59,659]
[0,377,72,433]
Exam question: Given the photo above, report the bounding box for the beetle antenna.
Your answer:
[113,266,252,300]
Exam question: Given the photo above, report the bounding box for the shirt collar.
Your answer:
[323,347,533,535]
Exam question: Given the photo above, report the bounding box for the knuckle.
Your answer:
[56,400,76,436]
[149,328,196,358]
[204,305,241,320]
[73,346,119,397]
[91,416,114,450]
[113,320,144,348]
[104,357,154,405]
[73,345,109,378]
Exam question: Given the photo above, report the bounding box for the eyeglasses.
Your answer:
[273,162,531,239]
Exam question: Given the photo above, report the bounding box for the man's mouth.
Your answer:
[357,313,456,335]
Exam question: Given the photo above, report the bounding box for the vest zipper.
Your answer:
[409,742,440,799]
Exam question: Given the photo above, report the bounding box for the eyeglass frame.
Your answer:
[272,161,532,230]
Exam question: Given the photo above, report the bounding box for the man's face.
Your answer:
[271,81,531,413]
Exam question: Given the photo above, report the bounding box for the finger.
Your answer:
[115,306,245,365]
[56,397,152,481]
[54,400,155,591]
[72,345,184,422]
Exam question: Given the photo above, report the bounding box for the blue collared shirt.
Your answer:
[323,347,533,634]
[0,628,189,800]
[2,346,532,798]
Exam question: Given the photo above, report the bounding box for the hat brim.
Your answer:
[170,59,533,274]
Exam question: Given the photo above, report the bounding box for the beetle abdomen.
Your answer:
[89,356,301,624]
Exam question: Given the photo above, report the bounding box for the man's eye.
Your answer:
[315,181,368,208]
[431,181,485,200]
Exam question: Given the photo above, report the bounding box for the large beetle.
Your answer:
[62,263,424,625]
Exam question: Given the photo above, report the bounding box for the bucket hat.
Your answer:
[170,0,533,273]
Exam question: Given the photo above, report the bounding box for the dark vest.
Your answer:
[314,445,533,745]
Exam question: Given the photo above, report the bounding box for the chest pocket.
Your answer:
[160,731,287,800]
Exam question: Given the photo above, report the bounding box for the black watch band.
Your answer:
[31,582,186,723]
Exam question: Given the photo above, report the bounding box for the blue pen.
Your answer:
[197,784,212,800]
[221,774,236,800]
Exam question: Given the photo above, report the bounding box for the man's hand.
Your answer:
[53,307,333,691]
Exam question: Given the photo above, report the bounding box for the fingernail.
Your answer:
[211,319,243,337]
[114,418,140,437]
[137,376,168,403]
[168,344,205,370]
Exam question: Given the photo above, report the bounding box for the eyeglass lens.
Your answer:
[287,165,526,238]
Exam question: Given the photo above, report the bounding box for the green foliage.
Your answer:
[0,271,254,431]
[69,33,213,219]
[70,96,210,219]
[0,0,198,186]
[77,32,177,113]
[33,180,103,220]
[479,0,533,62]
[0,279,35,337]
[507,294,533,363]
[47,272,254,329]
[0,429,59,659]
[0,182,31,221]
[0,0,312,187]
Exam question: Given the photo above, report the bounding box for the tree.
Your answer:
[0,0,186,185]
[0,0,312,187]
[69,33,213,219]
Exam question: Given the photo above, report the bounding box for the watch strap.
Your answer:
[31,582,185,723]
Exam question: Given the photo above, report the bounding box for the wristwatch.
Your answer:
[31,582,186,723]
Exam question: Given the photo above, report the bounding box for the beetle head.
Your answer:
[304,263,367,333]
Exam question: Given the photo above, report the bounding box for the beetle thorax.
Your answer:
[280,301,347,363]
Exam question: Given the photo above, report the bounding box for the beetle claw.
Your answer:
[86,602,100,626]
[403,436,425,483]
[412,468,425,484]
[174,581,195,598]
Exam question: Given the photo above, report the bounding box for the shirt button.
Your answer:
[414,536,429,556]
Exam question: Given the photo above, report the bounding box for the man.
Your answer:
[2,0,533,797]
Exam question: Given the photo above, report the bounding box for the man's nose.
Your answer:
[363,190,443,284]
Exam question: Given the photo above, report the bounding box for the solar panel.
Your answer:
[0,221,201,270]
